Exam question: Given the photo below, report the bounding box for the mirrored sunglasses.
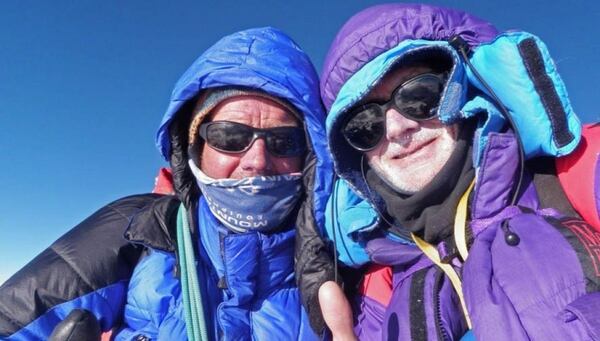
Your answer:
[342,73,446,151]
[199,121,306,157]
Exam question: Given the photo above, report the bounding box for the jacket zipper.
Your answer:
[433,269,451,341]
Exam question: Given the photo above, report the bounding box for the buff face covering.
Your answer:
[189,160,302,233]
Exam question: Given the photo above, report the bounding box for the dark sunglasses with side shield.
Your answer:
[342,73,446,151]
[199,121,306,157]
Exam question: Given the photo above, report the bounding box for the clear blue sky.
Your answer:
[1,1,599,284]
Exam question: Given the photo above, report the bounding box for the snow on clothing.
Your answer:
[0,27,331,340]
[296,3,600,340]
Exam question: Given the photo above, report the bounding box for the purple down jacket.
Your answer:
[354,132,600,340]
[294,3,600,341]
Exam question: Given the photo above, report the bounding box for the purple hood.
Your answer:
[320,3,498,111]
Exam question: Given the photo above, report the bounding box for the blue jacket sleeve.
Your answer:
[114,250,186,341]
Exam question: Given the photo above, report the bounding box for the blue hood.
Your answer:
[155,26,332,232]
[324,33,582,267]
[156,27,324,160]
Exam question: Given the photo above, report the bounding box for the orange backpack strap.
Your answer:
[556,123,600,230]
[359,264,393,306]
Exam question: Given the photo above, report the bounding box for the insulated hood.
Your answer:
[320,3,498,111]
[320,3,582,268]
[154,27,332,229]
[156,27,325,161]
[322,4,581,202]
[321,4,497,201]
[327,41,468,201]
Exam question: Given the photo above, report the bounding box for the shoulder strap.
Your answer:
[527,156,580,218]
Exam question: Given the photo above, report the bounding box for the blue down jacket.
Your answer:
[117,26,330,341]
[0,27,331,341]
[116,200,317,340]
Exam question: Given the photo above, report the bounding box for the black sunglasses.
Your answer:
[342,73,446,151]
[198,121,306,157]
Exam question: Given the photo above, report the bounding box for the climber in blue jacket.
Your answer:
[0,27,332,341]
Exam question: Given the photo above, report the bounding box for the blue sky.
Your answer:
[1,1,599,284]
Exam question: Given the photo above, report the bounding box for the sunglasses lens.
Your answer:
[342,105,385,150]
[266,127,306,157]
[205,122,253,152]
[393,75,443,120]
[202,122,305,157]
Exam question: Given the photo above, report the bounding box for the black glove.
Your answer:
[49,309,101,341]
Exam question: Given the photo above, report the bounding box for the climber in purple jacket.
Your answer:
[295,4,600,340]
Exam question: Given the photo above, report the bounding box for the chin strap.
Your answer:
[411,179,476,330]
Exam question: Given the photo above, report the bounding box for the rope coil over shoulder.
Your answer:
[177,203,209,341]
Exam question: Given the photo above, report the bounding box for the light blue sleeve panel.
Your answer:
[461,96,506,166]
[324,179,378,267]
[461,330,476,341]
[467,31,581,158]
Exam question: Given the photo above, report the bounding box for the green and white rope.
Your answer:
[177,203,209,341]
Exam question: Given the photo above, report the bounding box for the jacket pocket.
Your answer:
[563,292,600,340]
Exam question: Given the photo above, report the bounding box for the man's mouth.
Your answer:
[391,137,436,160]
